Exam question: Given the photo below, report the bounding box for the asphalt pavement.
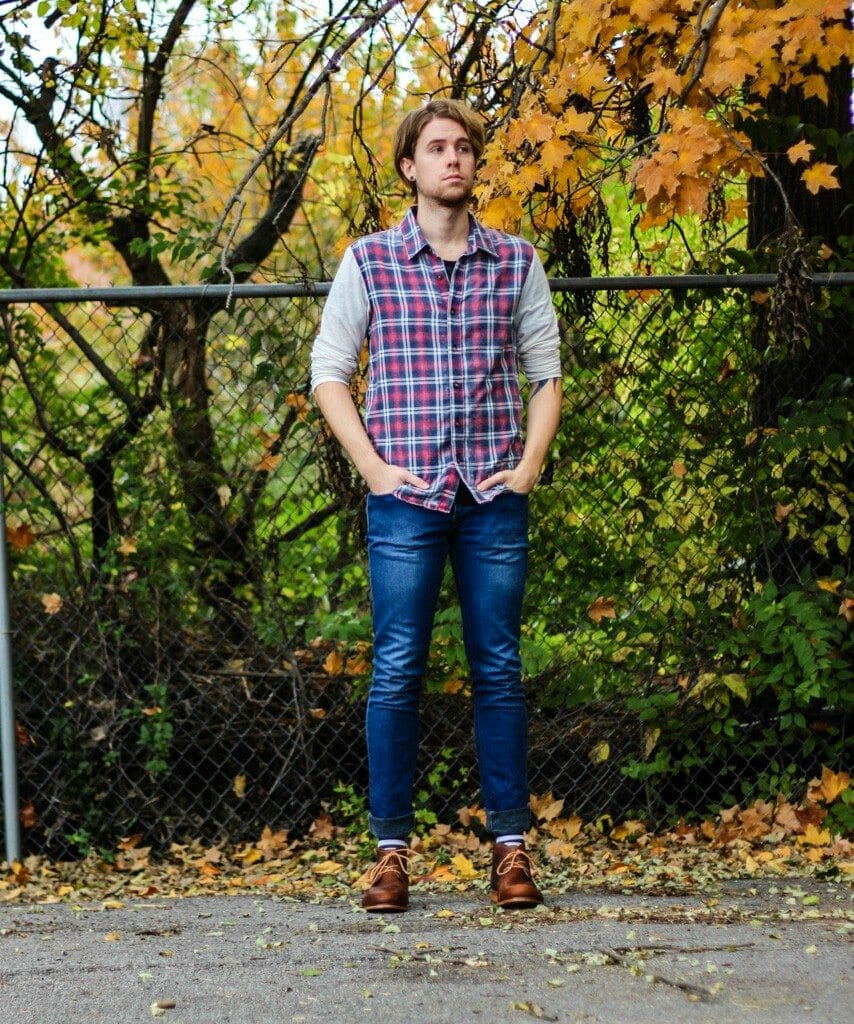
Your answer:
[1,877,851,1024]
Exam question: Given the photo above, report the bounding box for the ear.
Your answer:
[399,156,415,182]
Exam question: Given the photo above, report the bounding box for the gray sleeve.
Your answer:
[310,247,369,390]
[515,254,562,381]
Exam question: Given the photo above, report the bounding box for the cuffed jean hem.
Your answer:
[487,805,531,837]
[369,812,415,841]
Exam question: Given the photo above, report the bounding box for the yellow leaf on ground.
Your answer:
[312,860,343,875]
[808,767,850,805]
[530,792,565,822]
[449,853,477,880]
[612,819,646,841]
[797,824,831,846]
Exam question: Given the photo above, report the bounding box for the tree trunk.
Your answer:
[161,137,319,645]
[747,48,853,585]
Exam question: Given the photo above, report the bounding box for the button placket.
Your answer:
[448,275,465,468]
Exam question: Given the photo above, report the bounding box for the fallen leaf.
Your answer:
[104,931,121,941]
[233,774,247,799]
[531,792,565,822]
[312,860,343,875]
[450,853,477,880]
[797,824,831,846]
[512,1001,558,1021]
[807,767,850,805]
[611,819,646,841]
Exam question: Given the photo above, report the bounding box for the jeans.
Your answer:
[365,490,531,840]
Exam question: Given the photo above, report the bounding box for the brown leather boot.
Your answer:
[361,846,410,912]
[490,842,543,908]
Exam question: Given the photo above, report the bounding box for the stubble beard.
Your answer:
[430,182,474,210]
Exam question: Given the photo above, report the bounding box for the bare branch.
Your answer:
[138,0,198,163]
[677,0,731,105]
[210,0,405,251]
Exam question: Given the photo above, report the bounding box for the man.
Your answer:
[311,99,562,912]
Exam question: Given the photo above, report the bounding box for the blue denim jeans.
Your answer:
[365,490,531,840]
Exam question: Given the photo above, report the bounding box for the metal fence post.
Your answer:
[0,450,21,864]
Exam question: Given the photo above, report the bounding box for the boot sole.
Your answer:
[363,902,409,912]
[490,891,543,909]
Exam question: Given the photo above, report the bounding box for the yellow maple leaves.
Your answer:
[808,766,851,805]
[477,0,848,235]
[801,163,841,195]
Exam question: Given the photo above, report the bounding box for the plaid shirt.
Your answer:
[316,208,559,513]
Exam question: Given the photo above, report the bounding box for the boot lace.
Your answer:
[367,848,410,885]
[495,846,538,878]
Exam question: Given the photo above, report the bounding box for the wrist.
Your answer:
[514,458,541,485]
[359,456,392,491]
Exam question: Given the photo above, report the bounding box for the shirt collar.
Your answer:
[399,206,499,261]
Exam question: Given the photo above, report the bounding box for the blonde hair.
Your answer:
[393,99,485,194]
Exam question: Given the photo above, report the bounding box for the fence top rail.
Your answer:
[0,272,853,306]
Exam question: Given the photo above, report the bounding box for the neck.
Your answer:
[414,198,470,259]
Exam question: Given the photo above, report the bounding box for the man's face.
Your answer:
[400,117,476,208]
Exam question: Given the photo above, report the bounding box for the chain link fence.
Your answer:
[1,275,851,857]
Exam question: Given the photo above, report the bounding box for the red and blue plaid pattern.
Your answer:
[351,208,535,513]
